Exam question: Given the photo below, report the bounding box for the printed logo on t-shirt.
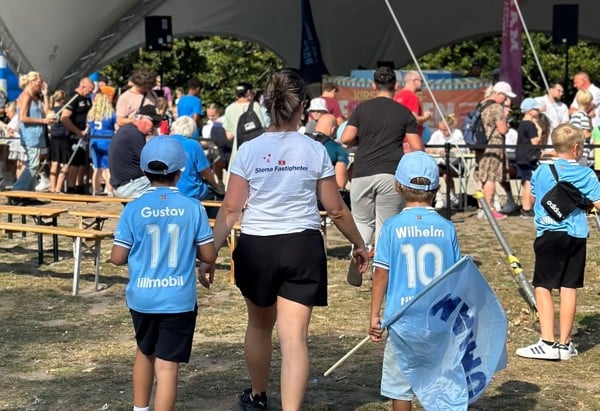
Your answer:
[254,159,309,174]
[263,153,271,163]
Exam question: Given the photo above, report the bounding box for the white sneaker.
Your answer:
[476,209,486,220]
[555,342,578,360]
[450,194,460,208]
[516,339,560,360]
[35,176,50,192]
[493,194,502,212]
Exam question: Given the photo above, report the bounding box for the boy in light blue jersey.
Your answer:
[369,151,461,411]
[516,124,600,361]
[112,135,217,411]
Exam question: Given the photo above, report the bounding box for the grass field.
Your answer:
[1,206,599,410]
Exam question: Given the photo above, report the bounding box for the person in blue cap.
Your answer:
[111,135,216,411]
[369,151,462,411]
[515,97,544,218]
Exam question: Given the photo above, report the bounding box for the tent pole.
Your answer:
[383,0,467,213]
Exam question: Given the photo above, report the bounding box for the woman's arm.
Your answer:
[318,176,368,273]
[19,93,52,125]
[212,174,248,250]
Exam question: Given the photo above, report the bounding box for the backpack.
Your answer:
[236,102,264,147]
[462,100,494,148]
[307,131,330,145]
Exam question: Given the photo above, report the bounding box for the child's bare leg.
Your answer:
[49,161,59,192]
[392,399,412,411]
[132,348,155,409]
[535,287,555,342]
[559,287,577,344]
[154,358,178,411]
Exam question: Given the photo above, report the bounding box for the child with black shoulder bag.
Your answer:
[516,124,600,361]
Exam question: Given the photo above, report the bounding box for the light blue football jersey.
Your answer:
[372,206,461,326]
[532,158,600,238]
[114,187,214,313]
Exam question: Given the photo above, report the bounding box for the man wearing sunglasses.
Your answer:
[109,105,161,198]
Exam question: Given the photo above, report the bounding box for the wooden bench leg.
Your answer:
[7,213,13,239]
[94,239,101,291]
[72,237,82,296]
[21,215,26,239]
[52,217,59,262]
[36,233,44,265]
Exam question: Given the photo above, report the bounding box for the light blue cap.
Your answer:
[140,136,186,175]
[395,151,439,191]
[520,97,542,112]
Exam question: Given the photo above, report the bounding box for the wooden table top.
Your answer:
[0,205,68,217]
[0,191,132,204]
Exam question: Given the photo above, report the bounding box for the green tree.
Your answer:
[414,33,600,99]
[100,36,282,110]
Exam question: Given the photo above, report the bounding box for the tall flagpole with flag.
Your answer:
[500,0,522,104]
[299,0,328,84]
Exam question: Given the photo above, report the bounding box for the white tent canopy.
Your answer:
[0,0,592,90]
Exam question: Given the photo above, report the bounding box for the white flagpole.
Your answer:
[323,336,370,376]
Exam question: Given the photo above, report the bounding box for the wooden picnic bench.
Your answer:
[0,190,132,204]
[68,209,122,230]
[0,222,112,295]
[0,205,69,263]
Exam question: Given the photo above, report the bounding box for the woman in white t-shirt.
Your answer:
[198,69,368,410]
[425,114,467,207]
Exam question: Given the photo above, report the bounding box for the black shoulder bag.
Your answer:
[540,164,586,221]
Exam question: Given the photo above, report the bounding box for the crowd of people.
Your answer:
[2,65,600,410]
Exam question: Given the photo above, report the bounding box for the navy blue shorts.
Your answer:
[533,231,586,289]
[70,145,88,167]
[516,163,535,181]
[49,138,71,165]
[130,306,197,363]
[233,229,327,307]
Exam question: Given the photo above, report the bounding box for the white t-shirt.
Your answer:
[426,128,468,164]
[427,128,467,151]
[230,131,335,235]
[505,128,518,159]
[535,95,569,133]
[570,83,600,127]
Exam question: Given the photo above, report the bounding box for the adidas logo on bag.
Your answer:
[545,200,562,219]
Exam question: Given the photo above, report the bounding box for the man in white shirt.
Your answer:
[569,71,600,127]
[535,82,569,137]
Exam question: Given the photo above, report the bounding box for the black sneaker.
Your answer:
[239,388,267,410]
[520,209,534,219]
